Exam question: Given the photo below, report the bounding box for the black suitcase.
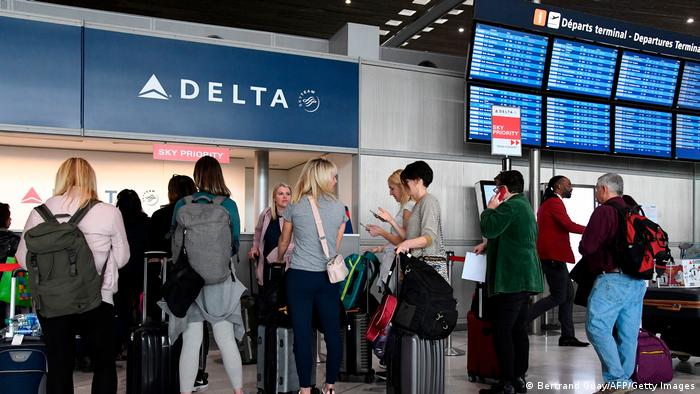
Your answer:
[339,311,374,382]
[642,286,700,359]
[256,325,317,394]
[126,251,180,394]
[0,269,47,394]
[238,258,257,365]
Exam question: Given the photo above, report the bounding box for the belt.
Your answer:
[604,269,620,274]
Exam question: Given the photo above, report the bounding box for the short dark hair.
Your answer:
[400,161,433,188]
[495,170,524,194]
[116,189,144,221]
[0,203,9,228]
[168,175,197,204]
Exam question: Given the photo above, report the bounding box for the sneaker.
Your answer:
[193,371,209,392]
[559,336,590,347]
[514,377,527,394]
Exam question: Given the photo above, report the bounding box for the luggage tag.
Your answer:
[11,334,24,346]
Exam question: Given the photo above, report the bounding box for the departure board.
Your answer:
[677,62,700,110]
[614,107,672,158]
[546,98,610,153]
[469,24,549,88]
[676,114,700,161]
[547,39,618,98]
[468,85,542,146]
[616,52,680,107]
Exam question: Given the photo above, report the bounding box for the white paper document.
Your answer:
[461,252,487,283]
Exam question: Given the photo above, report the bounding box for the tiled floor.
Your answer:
[75,325,700,394]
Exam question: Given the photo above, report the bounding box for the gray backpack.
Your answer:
[24,202,105,318]
[172,195,233,284]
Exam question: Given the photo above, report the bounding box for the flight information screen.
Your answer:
[677,62,700,110]
[616,52,680,107]
[676,114,700,161]
[546,98,610,153]
[614,107,672,158]
[468,86,542,146]
[547,38,618,98]
[469,24,548,89]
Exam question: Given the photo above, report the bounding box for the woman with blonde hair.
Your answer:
[365,169,414,289]
[166,155,246,394]
[16,157,130,394]
[248,183,295,287]
[276,158,347,394]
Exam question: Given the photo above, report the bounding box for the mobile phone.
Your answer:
[369,209,387,222]
[359,222,369,230]
[496,186,508,202]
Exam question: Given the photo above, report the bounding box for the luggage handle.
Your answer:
[657,304,682,312]
[6,268,29,337]
[143,250,169,324]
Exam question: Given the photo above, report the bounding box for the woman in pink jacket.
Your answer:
[248,183,295,287]
[16,157,130,394]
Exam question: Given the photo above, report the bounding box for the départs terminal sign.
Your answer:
[153,143,229,163]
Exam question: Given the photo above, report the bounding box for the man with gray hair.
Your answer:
[579,173,646,394]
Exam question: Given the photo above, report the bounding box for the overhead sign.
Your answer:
[153,143,230,163]
[474,0,700,61]
[83,28,359,149]
[491,106,522,157]
[0,16,81,130]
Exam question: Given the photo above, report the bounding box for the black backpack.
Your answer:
[392,253,457,340]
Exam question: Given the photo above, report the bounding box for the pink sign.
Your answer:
[153,144,230,163]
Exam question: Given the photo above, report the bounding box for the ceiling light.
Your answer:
[422,27,434,32]
[399,9,417,16]
[463,0,474,5]
[413,0,431,5]
[379,29,390,36]
[435,18,448,24]
[345,0,351,4]
[687,17,695,24]
[412,35,421,40]
[448,9,464,15]
[458,27,465,33]
[386,20,403,26]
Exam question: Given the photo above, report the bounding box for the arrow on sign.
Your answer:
[511,140,521,146]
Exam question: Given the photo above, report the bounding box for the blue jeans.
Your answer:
[585,273,646,388]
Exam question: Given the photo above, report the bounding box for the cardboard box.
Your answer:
[658,259,700,288]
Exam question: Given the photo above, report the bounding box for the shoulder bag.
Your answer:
[308,196,348,283]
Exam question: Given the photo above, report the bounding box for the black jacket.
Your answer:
[0,229,20,263]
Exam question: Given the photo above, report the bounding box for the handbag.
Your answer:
[162,246,205,318]
[308,196,348,283]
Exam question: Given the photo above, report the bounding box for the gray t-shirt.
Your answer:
[283,196,347,272]
[405,193,445,258]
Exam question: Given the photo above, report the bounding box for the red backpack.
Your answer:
[614,204,673,281]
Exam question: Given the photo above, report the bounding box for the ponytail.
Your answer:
[543,175,566,202]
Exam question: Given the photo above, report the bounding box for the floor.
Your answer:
[74,325,700,394]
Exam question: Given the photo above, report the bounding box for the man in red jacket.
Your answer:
[527,176,589,347]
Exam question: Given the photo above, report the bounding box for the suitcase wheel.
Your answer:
[677,355,691,362]
[364,370,376,383]
[468,374,476,382]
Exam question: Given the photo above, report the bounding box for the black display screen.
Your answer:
[615,52,680,107]
[676,114,700,161]
[469,85,542,146]
[469,24,548,88]
[547,38,618,98]
[614,107,672,158]
[546,97,610,153]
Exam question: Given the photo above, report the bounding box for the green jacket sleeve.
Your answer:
[480,202,515,239]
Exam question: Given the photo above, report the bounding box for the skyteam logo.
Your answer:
[298,90,320,113]
[138,74,169,100]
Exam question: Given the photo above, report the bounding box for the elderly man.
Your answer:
[579,173,646,394]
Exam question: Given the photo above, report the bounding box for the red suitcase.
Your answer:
[467,283,500,383]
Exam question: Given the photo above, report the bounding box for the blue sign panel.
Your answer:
[547,38,617,98]
[615,52,679,107]
[546,98,610,153]
[678,62,700,110]
[84,29,359,148]
[469,24,548,89]
[614,107,672,158]
[676,114,700,161]
[468,86,542,146]
[0,16,81,130]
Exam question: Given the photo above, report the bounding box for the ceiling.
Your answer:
[39,0,700,56]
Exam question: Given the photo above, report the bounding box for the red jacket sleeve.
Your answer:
[551,199,585,234]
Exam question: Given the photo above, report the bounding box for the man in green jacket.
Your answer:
[478,170,544,394]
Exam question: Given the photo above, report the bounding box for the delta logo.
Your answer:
[533,9,561,29]
[137,74,321,113]
[21,187,43,204]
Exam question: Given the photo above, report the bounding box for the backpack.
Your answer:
[172,195,233,284]
[392,253,457,340]
[613,203,673,281]
[24,202,104,318]
[340,252,379,311]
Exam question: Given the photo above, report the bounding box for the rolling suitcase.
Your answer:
[126,251,181,394]
[642,286,700,359]
[339,311,374,382]
[256,324,317,394]
[386,331,445,394]
[467,282,500,382]
[0,268,47,394]
[239,258,257,365]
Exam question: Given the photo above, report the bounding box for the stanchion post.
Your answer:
[445,251,465,356]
